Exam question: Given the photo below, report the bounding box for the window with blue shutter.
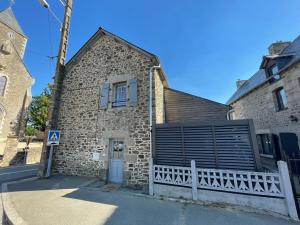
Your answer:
[100,83,110,109]
[128,78,138,106]
[112,82,127,108]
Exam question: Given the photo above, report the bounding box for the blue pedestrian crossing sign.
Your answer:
[47,130,61,146]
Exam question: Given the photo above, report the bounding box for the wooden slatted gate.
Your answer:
[153,120,261,171]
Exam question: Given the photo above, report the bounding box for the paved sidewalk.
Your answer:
[3,175,299,225]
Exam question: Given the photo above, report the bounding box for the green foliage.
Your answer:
[27,84,52,132]
[25,125,37,137]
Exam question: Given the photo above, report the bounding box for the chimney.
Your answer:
[236,79,247,89]
[268,41,291,55]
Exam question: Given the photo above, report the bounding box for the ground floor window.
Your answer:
[110,139,124,159]
[257,134,273,156]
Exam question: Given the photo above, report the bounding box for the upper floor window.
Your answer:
[274,87,288,111]
[112,82,127,107]
[268,64,280,81]
[100,78,138,109]
[0,76,7,96]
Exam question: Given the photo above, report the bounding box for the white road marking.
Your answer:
[0,169,37,176]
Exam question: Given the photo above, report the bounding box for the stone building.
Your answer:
[51,28,229,187]
[227,35,300,170]
[0,8,34,165]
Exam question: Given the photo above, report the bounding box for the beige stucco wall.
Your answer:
[231,64,300,147]
[23,141,43,164]
[0,140,42,166]
[0,22,33,156]
[53,33,159,186]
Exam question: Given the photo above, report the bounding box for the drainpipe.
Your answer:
[149,65,161,159]
[227,109,235,120]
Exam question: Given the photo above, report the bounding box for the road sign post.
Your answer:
[46,144,54,177]
[45,130,61,177]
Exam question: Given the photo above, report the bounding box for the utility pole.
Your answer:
[38,0,73,177]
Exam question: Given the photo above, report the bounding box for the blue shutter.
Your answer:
[100,83,110,109]
[128,78,138,106]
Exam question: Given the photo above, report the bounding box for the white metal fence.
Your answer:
[149,159,298,220]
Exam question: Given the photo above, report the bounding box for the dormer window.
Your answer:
[268,64,280,82]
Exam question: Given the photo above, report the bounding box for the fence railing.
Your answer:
[196,168,283,197]
[153,165,192,187]
[153,163,283,197]
[149,159,299,220]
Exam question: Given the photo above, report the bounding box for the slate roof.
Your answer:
[0,7,25,36]
[227,35,300,105]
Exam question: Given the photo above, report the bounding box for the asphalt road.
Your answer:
[0,164,39,184]
[6,176,299,225]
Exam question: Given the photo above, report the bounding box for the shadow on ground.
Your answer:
[3,175,299,225]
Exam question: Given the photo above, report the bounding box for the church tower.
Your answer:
[0,7,27,58]
[0,7,34,165]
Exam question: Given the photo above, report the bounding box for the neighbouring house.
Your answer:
[0,7,35,166]
[48,27,239,187]
[227,35,300,171]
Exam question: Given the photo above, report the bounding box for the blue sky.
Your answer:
[1,0,300,103]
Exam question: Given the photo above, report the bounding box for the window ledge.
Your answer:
[260,154,274,159]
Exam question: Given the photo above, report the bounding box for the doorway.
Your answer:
[108,139,124,183]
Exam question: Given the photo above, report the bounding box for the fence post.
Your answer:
[149,158,154,196]
[191,160,197,201]
[277,160,299,220]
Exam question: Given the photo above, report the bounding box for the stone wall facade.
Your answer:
[0,14,33,158]
[231,64,300,147]
[53,31,164,187]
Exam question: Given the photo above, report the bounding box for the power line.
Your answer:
[26,49,57,60]
[47,10,55,74]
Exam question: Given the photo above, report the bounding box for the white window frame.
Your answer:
[112,82,127,108]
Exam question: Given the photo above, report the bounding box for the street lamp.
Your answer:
[38,0,49,8]
[37,0,73,177]
[38,0,63,28]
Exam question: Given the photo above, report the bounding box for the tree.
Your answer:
[26,84,52,132]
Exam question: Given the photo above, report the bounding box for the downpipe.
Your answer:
[149,65,161,160]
